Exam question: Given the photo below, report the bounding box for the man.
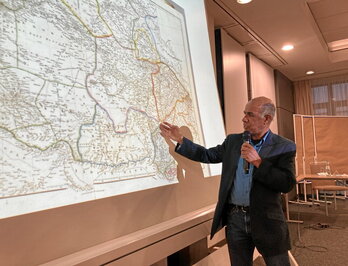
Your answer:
[159,97,296,266]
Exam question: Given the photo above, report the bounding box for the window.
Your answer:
[312,82,348,115]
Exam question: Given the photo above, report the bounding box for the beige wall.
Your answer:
[249,54,278,133]
[221,30,248,134]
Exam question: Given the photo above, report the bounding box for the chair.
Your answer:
[310,161,348,216]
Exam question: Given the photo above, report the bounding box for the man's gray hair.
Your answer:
[260,102,275,120]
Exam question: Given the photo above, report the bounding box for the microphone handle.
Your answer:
[244,159,250,174]
[243,139,250,174]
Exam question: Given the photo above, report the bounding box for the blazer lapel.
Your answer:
[259,131,275,159]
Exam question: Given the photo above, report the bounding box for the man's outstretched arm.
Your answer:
[159,122,225,164]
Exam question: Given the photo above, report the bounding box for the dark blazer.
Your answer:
[175,131,296,257]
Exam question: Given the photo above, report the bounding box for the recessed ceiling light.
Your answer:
[306,70,315,75]
[237,0,253,4]
[281,44,294,51]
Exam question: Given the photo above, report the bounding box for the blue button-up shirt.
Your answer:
[229,131,270,206]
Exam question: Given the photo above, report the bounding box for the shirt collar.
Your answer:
[251,130,270,147]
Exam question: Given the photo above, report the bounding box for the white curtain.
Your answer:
[294,75,348,116]
[311,75,348,116]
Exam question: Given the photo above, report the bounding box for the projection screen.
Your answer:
[0,0,225,219]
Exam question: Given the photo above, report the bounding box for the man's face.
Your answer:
[242,101,268,138]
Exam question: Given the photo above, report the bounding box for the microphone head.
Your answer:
[242,131,251,142]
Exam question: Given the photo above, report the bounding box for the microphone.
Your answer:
[242,131,251,174]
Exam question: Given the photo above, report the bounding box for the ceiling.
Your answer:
[206,0,348,81]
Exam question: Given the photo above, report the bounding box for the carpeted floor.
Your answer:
[287,196,348,266]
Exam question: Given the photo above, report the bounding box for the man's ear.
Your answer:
[264,114,272,124]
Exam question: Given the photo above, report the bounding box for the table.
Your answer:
[297,174,348,200]
[296,174,348,182]
[286,174,348,223]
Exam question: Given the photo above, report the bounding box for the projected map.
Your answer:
[0,0,205,218]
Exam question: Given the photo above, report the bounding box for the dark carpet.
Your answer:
[287,197,348,266]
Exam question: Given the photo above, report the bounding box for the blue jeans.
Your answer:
[225,206,290,266]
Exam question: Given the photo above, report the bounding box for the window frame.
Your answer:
[312,81,348,116]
